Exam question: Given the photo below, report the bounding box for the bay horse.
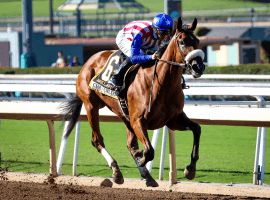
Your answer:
[60,17,205,187]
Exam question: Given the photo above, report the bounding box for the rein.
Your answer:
[157,58,186,67]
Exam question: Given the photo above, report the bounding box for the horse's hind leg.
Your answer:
[125,123,158,187]
[167,112,201,180]
[83,98,124,184]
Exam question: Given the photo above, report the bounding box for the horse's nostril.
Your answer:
[192,64,199,70]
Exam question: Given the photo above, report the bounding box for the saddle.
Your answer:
[89,50,132,121]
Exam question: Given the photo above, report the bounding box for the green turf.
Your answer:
[0,0,270,17]
[0,119,269,184]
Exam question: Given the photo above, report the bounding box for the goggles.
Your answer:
[153,24,172,36]
[157,29,171,36]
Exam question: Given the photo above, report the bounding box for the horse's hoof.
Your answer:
[146,176,159,187]
[184,165,196,180]
[113,169,124,184]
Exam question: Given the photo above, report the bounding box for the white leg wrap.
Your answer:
[101,148,114,168]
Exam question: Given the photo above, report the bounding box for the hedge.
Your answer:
[204,64,270,75]
[0,64,270,75]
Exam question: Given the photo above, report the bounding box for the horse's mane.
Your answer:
[156,41,170,58]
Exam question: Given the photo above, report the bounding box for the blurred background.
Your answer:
[0,0,270,68]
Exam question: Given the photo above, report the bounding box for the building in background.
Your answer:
[0,31,117,68]
[199,26,270,66]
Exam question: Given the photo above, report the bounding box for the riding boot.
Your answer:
[108,58,132,89]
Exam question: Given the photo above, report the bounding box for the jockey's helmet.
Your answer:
[153,13,173,36]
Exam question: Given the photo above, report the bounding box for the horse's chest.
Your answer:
[155,103,182,118]
[146,99,183,129]
[155,91,184,114]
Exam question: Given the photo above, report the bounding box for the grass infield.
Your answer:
[0,119,269,184]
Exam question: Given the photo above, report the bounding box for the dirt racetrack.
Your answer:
[1,172,270,199]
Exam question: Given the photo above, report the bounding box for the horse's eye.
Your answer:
[180,40,185,45]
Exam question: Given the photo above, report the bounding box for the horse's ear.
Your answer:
[189,18,197,32]
[177,17,183,32]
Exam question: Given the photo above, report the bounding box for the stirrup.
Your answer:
[118,98,130,121]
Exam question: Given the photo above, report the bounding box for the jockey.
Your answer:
[108,13,174,89]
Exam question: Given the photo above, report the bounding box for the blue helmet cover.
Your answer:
[153,13,173,31]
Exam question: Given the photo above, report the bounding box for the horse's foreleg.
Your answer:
[84,100,124,184]
[167,112,201,180]
[125,123,158,187]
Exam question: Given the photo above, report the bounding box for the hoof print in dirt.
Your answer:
[100,178,113,187]
[0,172,8,181]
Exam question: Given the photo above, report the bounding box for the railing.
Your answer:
[227,16,270,23]
[0,12,153,37]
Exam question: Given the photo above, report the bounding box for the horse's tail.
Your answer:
[58,94,83,139]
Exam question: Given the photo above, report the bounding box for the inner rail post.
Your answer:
[46,119,57,177]
[253,95,267,185]
[168,128,177,184]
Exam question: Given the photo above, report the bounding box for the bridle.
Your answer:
[157,32,189,69]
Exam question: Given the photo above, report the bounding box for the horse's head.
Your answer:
[173,17,205,78]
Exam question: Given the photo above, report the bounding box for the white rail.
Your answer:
[2,84,270,99]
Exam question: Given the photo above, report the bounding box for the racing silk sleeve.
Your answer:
[130,33,152,64]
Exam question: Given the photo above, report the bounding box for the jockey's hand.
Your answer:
[151,51,159,60]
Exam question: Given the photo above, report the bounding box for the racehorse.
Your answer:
[60,17,205,187]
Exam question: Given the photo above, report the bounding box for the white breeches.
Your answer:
[116,30,157,57]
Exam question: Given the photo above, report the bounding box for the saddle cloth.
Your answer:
[89,50,127,99]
